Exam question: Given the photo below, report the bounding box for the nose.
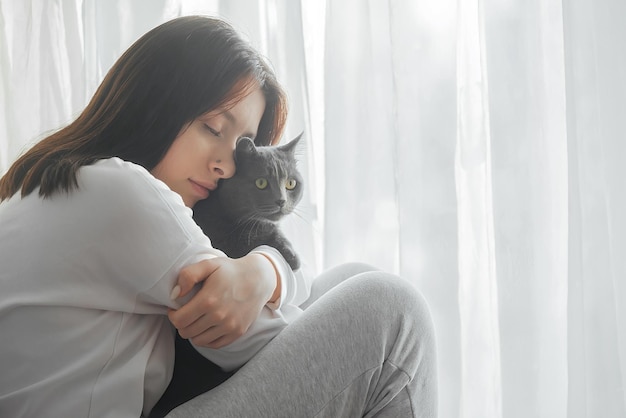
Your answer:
[211,154,236,179]
[276,199,286,208]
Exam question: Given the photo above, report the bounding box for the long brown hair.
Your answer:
[0,16,288,201]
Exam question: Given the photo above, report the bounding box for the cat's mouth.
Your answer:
[264,208,291,222]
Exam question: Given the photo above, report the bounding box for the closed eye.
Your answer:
[203,124,221,137]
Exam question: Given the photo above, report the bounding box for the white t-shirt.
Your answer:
[0,157,310,418]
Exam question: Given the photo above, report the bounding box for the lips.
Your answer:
[189,179,217,199]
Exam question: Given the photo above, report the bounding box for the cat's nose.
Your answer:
[276,199,286,208]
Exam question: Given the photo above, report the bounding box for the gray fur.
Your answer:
[193,133,303,270]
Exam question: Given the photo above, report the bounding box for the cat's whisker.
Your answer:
[290,210,309,224]
[250,219,269,246]
[236,217,266,247]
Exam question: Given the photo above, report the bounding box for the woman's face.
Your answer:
[152,85,266,207]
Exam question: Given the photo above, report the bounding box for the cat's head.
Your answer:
[213,133,304,222]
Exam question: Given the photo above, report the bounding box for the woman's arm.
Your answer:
[167,253,278,348]
[167,246,312,371]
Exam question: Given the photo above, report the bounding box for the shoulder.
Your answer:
[75,158,200,241]
[78,157,188,216]
[80,157,186,209]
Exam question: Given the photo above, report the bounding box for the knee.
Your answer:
[343,272,437,372]
[323,261,380,278]
[302,262,382,309]
[348,272,436,342]
[349,271,428,309]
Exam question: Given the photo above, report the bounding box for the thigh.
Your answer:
[300,262,379,309]
[165,271,435,418]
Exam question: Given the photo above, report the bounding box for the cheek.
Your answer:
[151,147,188,187]
[150,160,168,183]
[155,136,196,175]
[152,150,178,180]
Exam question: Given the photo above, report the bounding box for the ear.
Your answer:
[279,131,304,154]
[235,137,258,159]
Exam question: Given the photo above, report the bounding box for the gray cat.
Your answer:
[193,133,303,270]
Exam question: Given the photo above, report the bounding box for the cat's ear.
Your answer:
[235,137,258,159]
[279,132,304,155]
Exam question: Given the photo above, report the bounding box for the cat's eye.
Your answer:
[255,178,268,189]
[285,179,297,190]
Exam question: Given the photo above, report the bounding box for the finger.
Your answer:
[172,257,221,299]
[169,288,224,329]
[189,326,227,347]
[175,310,222,338]
[201,320,247,348]
[185,316,246,347]
[168,306,205,330]
[203,333,240,349]
[191,328,243,349]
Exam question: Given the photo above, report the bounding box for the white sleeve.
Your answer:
[250,245,312,309]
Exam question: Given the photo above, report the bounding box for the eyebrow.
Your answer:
[222,109,257,139]
[222,109,236,124]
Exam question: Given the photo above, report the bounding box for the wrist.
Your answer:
[249,253,281,305]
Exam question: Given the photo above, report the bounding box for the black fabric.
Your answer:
[149,334,236,418]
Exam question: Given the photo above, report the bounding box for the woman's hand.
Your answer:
[168,253,279,349]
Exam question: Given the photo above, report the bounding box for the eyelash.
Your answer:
[203,124,221,138]
[203,123,255,142]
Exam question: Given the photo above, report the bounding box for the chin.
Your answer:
[265,213,284,222]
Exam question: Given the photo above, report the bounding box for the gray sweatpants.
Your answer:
[165,263,437,417]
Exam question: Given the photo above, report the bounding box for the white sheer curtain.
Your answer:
[323,1,625,417]
[1,1,624,417]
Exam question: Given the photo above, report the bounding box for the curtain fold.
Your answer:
[564,0,626,416]
[1,1,624,417]
[0,0,85,172]
[482,0,570,416]
[324,0,400,271]
[456,0,502,416]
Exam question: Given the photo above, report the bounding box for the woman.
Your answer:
[0,16,437,417]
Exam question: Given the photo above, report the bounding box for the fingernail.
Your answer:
[169,285,181,300]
